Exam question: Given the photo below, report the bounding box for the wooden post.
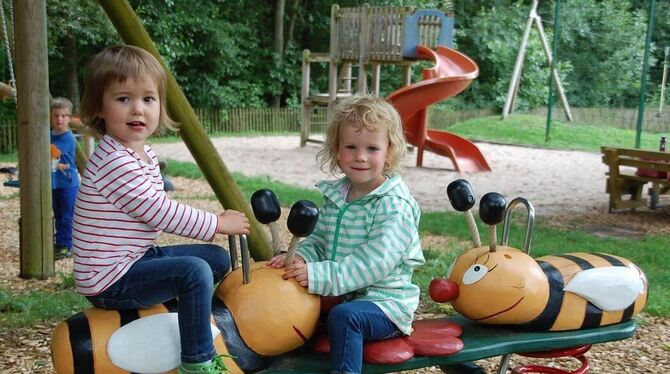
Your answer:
[15,0,54,278]
[402,63,412,86]
[357,4,370,93]
[300,49,311,146]
[327,4,340,125]
[533,12,573,122]
[502,0,572,121]
[99,0,272,260]
[502,0,536,119]
[371,63,381,96]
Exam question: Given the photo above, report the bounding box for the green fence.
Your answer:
[529,107,670,132]
[1,105,668,154]
[0,120,16,154]
[0,107,303,154]
[193,107,300,134]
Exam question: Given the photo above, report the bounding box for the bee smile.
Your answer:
[474,297,524,321]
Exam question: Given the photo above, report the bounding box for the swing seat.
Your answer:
[3,179,18,188]
[0,81,12,100]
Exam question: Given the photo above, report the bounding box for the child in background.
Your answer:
[74,45,249,374]
[268,93,425,373]
[50,97,80,259]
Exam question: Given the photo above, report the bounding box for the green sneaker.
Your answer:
[54,247,72,260]
[178,355,230,374]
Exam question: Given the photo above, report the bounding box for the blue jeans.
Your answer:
[327,300,401,374]
[52,186,78,249]
[86,244,230,364]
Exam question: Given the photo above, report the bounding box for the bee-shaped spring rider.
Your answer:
[429,179,647,331]
[51,191,321,374]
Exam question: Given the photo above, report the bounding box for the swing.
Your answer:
[0,0,18,188]
[0,0,15,101]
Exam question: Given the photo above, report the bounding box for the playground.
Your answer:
[0,0,668,373]
[1,139,670,373]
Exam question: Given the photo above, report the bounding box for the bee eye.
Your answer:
[463,264,489,285]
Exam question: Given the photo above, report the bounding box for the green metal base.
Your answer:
[258,315,637,373]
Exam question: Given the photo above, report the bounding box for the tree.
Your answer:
[46,0,119,110]
[272,0,286,108]
[556,0,649,106]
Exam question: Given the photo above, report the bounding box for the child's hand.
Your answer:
[57,163,70,171]
[267,253,305,268]
[282,261,308,287]
[267,253,287,268]
[217,209,250,235]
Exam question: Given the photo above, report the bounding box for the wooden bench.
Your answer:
[601,146,670,212]
[259,315,637,373]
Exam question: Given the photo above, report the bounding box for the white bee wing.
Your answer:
[563,266,645,311]
[107,313,221,373]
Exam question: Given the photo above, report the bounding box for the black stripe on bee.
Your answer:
[163,298,179,312]
[591,253,626,267]
[582,301,603,329]
[67,312,94,374]
[519,260,564,330]
[555,254,593,270]
[556,254,604,328]
[119,309,141,326]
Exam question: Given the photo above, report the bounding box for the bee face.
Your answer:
[448,246,549,325]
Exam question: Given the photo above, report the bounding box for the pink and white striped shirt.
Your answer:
[72,135,218,296]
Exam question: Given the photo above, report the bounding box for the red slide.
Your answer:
[387,45,491,172]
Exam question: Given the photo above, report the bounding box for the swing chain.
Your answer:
[0,0,16,100]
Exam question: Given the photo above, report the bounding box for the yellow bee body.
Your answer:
[447,246,647,331]
[51,263,320,373]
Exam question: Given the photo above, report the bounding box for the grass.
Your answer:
[163,159,323,206]
[0,273,90,328]
[443,114,662,152]
[0,151,17,163]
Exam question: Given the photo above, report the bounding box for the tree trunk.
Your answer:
[15,0,54,279]
[286,0,299,51]
[271,0,286,108]
[64,34,80,113]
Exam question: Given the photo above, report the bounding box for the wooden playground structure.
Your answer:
[300,5,452,145]
[300,5,491,172]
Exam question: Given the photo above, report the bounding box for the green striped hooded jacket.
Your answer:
[297,174,425,334]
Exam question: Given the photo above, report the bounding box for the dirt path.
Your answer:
[152,136,611,216]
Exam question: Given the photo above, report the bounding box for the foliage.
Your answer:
[45,0,120,99]
[0,1,661,118]
[455,2,552,110]
[556,0,650,107]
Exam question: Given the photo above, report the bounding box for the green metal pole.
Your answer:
[98,0,272,260]
[545,0,561,143]
[634,0,656,149]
